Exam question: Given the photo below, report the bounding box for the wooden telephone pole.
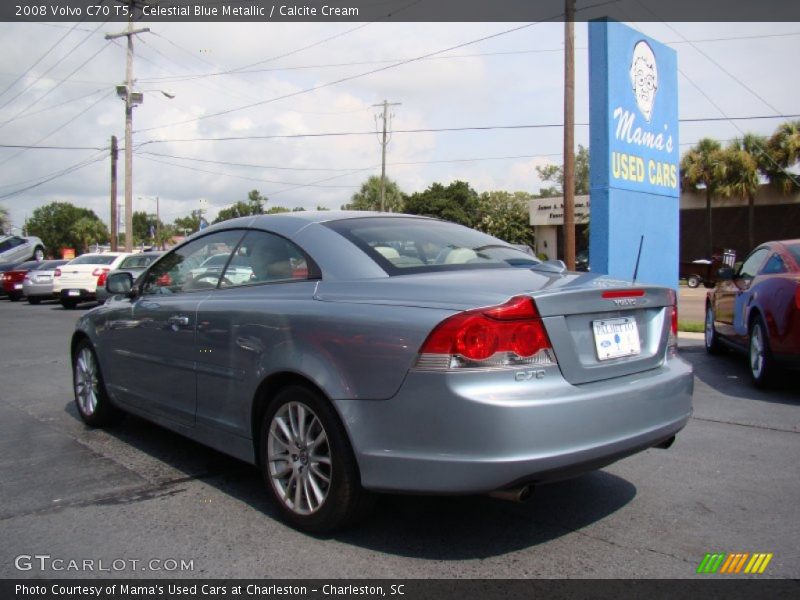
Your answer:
[563,0,576,270]
[110,135,118,251]
[373,99,401,212]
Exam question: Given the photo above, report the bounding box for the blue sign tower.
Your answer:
[589,20,679,289]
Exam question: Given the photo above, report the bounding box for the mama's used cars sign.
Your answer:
[589,20,680,289]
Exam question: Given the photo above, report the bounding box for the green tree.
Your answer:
[722,135,770,248]
[403,181,480,227]
[680,138,726,258]
[132,210,163,245]
[476,191,535,246]
[0,204,10,233]
[173,210,203,234]
[73,217,110,253]
[26,202,106,255]
[154,223,177,250]
[214,189,269,223]
[767,120,800,193]
[342,175,405,212]
[535,145,590,196]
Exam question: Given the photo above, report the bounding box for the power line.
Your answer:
[0,40,113,130]
[0,20,107,115]
[137,31,800,84]
[0,22,81,101]
[134,114,800,145]
[0,150,107,200]
[133,18,561,134]
[0,90,114,168]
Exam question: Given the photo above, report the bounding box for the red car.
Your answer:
[1,260,43,301]
[705,239,800,387]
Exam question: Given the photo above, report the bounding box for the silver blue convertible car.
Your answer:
[72,212,693,532]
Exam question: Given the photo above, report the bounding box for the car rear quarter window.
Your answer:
[69,254,118,266]
[787,244,800,268]
[761,254,787,275]
[324,217,539,275]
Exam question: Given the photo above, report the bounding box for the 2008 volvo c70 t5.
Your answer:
[71,212,693,532]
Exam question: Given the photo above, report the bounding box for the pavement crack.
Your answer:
[691,415,799,434]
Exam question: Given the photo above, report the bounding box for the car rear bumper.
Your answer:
[334,355,693,494]
[56,288,96,302]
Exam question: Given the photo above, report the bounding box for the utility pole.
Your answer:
[110,135,118,251]
[106,2,149,252]
[373,99,401,212]
[156,195,160,248]
[562,0,576,271]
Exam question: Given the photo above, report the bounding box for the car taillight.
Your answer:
[93,267,110,286]
[667,289,678,353]
[415,296,556,370]
[54,268,61,277]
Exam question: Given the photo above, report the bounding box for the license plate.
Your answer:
[14,283,23,290]
[593,317,641,360]
[67,289,80,297]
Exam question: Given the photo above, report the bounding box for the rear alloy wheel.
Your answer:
[33,246,45,261]
[687,275,701,288]
[73,341,121,426]
[704,305,723,354]
[261,385,370,533]
[749,316,775,388]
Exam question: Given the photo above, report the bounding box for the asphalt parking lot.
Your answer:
[0,298,797,579]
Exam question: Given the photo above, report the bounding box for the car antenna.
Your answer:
[632,235,644,284]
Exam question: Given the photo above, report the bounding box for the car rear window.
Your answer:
[34,260,66,271]
[69,254,119,265]
[120,254,160,269]
[17,260,42,270]
[324,217,540,275]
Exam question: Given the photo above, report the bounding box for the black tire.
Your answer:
[8,293,20,302]
[72,340,121,427]
[749,315,776,388]
[704,304,724,355]
[27,297,41,305]
[61,299,78,309]
[260,384,371,533]
[33,246,45,261]
[687,275,701,288]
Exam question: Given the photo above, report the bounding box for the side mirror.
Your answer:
[716,266,735,281]
[106,271,135,296]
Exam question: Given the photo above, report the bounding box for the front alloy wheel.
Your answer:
[749,317,774,388]
[73,341,120,426]
[261,385,370,533]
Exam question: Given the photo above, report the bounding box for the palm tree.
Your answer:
[724,134,769,248]
[73,217,109,253]
[767,120,800,193]
[680,138,726,258]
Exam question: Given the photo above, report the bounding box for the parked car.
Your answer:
[1,259,44,301]
[22,259,70,304]
[705,239,800,387]
[0,235,45,263]
[53,253,130,309]
[0,261,23,298]
[72,212,692,532]
[96,252,164,303]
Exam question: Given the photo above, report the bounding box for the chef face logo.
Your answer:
[629,40,658,122]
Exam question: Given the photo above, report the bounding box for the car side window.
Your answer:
[140,230,245,295]
[760,254,787,275]
[738,248,769,279]
[222,230,310,287]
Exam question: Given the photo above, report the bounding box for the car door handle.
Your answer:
[167,316,190,327]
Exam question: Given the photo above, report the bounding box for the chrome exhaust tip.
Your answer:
[488,484,534,502]
[654,435,676,450]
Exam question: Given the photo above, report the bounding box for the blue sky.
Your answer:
[0,20,798,231]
